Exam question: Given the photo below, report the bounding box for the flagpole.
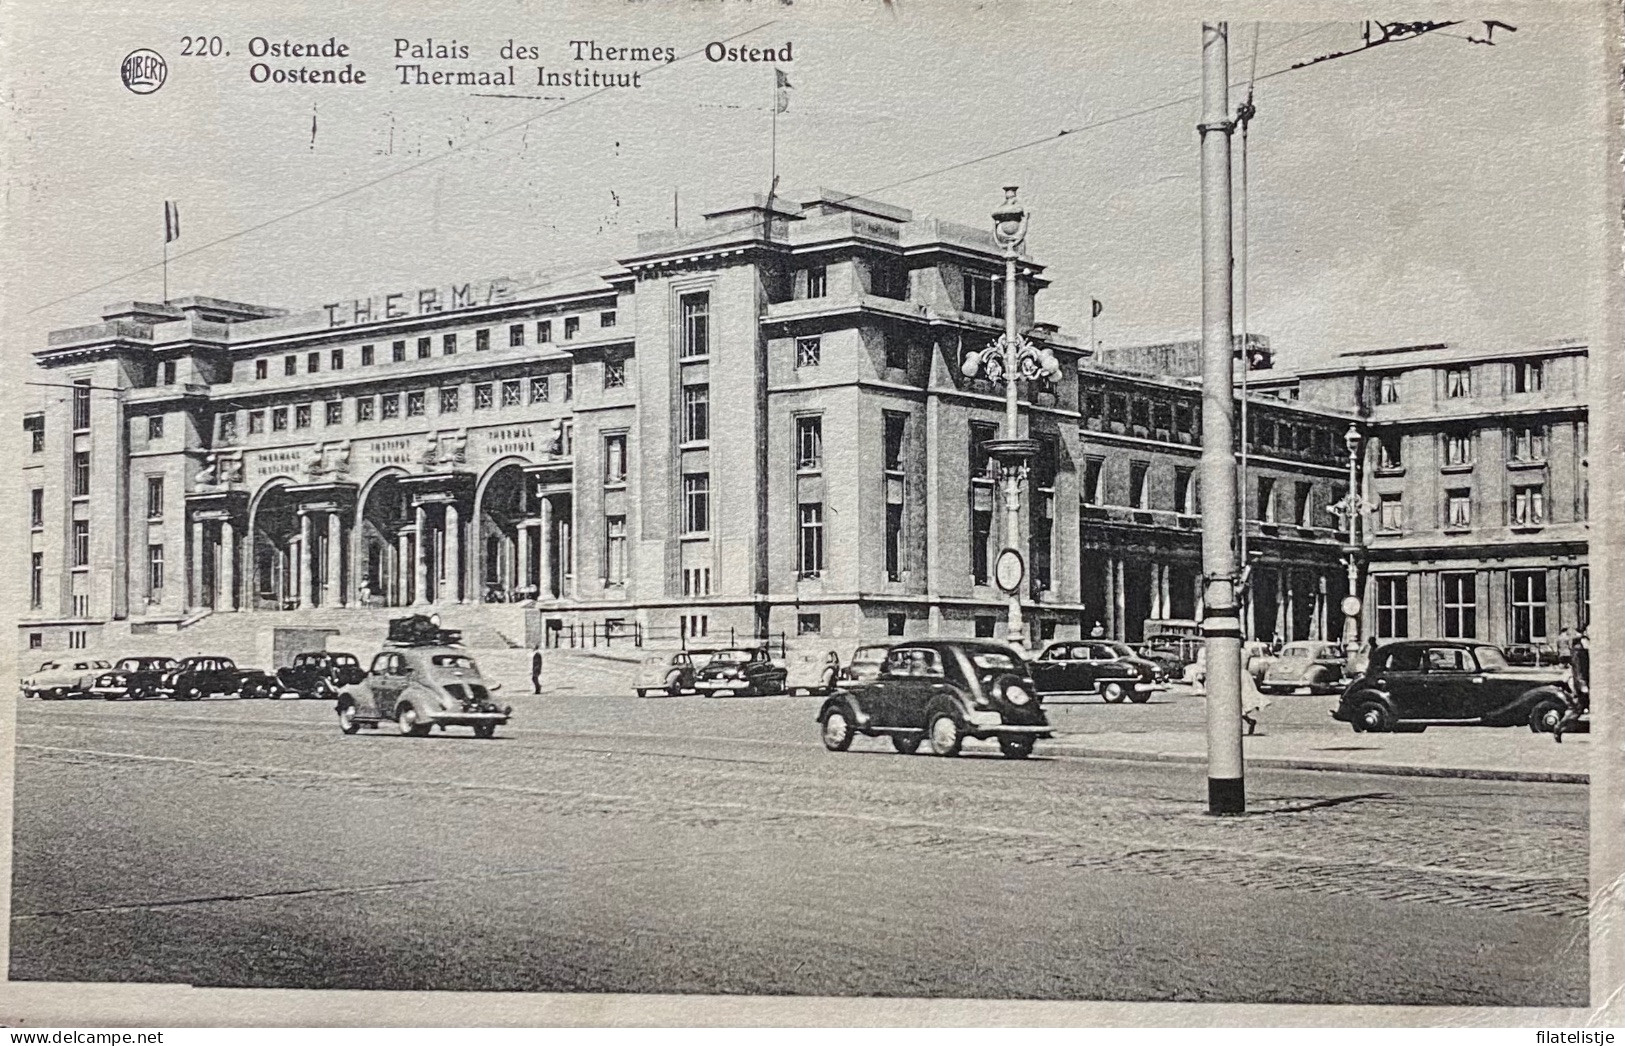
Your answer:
[770,71,778,188]
[163,239,168,302]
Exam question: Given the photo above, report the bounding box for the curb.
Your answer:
[1046,742,1589,785]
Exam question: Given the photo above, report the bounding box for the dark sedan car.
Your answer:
[817,639,1053,758]
[1030,641,1165,702]
[1333,639,1569,733]
[275,651,367,699]
[694,648,789,696]
[91,657,180,701]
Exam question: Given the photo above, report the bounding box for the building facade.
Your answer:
[18,189,1588,655]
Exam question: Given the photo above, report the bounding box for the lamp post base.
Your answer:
[1207,776,1246,815]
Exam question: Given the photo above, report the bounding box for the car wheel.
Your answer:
[184,687,203,702]
[891,734,921,755]
[999,737,1034,759]
[1101,681,1127,703]
[666,675,683,697]
[821,706,855,752]
[337,701,360,735]
[927,712,963,757]
[473,722,497,739]
[1529,698,1565,734]
[1353,699,1394,733]
[1128,689,1151,704]
[396,703,430,737]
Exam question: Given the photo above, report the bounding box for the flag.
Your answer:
[1091,299,1103,319]
[164,201,180,244]
[775,68,792,114]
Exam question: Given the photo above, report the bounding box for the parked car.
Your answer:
[1030,641,1165,702]
[1260,641,1348,695]
[694,647,789,696]
[1187,641,1275,688]
[336,646,511,737]
[157,657,279,701]
[21,658,112,700]
[842,644,892,682]
[91,657,180,700]
[1138,633,1201,677]
[633,651,697,697]
[275,651,366,700]
[818,639,1053,758]
[1504,643,1561,667]
[785,650,841,695]
[1333,639,1570,733]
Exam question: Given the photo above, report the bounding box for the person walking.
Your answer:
[530,645,544,695]
[1554,629,1588,743]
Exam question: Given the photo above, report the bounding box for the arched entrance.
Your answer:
[355,468,411,606]
[247,479,301,611]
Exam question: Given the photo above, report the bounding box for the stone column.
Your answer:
[1160,564,1172,621]
[1102,556,1116,637]
[220,519,236,612]
[191,518,206,610]
[539,497,555,599]
[395,530,410,606]
[516,522,531,599]
[413,503,430,606]
[1113,558,1126,639]
[445,502,462,603]
[326,510,344,608]
[298,511,314,610]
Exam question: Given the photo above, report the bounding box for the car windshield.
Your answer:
[971,652,1018,671]
[710,650,754,663]
[642,655,669,666]
[1475,646,1510,671]
[1282,647,1311,660]
[852,648,888,663]
[430,654,477,670]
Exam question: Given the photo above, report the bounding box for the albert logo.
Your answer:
[121,49,167,94]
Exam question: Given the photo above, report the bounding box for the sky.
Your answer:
[1,1,1610,381]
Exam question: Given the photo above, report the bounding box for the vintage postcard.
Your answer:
[1,0,1619,1028]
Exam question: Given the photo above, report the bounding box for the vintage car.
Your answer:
[841,644,892,683]
[1260,641,1348,695]
[274,651,367,699]
[1333,639,1569,733]
[1138,633,1202,677]
[158,656,280,701]
[818,639,1053,758]
[91,657,180,700]
[1029,641,1164,702]
[336,647,512,737]
[785,650,841,695]
[1504,643,1561,667]
[21,658,112,700]
[633,651,698,697]
[1186,641,1276,688]
[694,648,789,696]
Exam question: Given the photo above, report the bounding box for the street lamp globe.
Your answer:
[992,186,1027,253]
[1344,422,1361,458]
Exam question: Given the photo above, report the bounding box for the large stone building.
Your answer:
[17,188,1588,654]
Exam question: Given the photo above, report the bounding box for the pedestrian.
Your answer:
[1554,629,1588,743]
[1555,626,1574,665]
[1350,634,1378,677]
[1240,669,1272,736]
[1089,620,1104,639]
[531,645,544,695]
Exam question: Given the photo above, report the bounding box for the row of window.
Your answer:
[247,315,616,381]
[1374,483,1550,532]
[1374,424,1555,471]
[1079,457,1204,516]
[1371,359,1548,405]
[222,374,577,437]
[1371,567,1586,643]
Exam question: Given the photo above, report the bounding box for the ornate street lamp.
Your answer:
[1327,421,1367,654]
[961,187,1063,650]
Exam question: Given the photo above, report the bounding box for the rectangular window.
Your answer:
[1446,488,1472,529]
[295,404,312,429]
[1442,429,1473,467]
[30,487,44,528]
[305,351,319,374]
[603,360,627,389]
[509,324,526,347]
[604,516,627,585]
[1378,493,1403,532]
[795,415,823,470]
[217,413,237,442]
[884,333,909,371]
[798,503,825,578]
[682,385,710,443]
[962,272,1003,317]
[795,337,821,368]
[1175,401,1195,437]
[682,473,710,534]
[72,380,92,429]
[439,387,459,414]
[803,266,827,299]
[1509,424,1546,462]
[1131,398,1151,433]
[1175,468,1195,515]
[147,544,164,600]
[969,421,998,481]
[162,361,177,385]
[330,348,344,371]
[380,395,399,420]
[1256,476,1276,522]
[870,259,908,300]
[500,379,521,407]
[971,509,992,585]
[1441,573,1477,639]
[1512,360,1544,393]
[1444,366,1471,398]
[272,407,289,431]
[887,613,907,637]
[883,412,907,472]
[885,502,904,582]
[442,333,457,355]
[356,398,375,422]
[255,359,269,380]
[1379,374,1401,404]
[416,338,431,360]
[31,552,43,609]
[26,416,43,453]
[1510,570,1548,643]
[1377,434,1403,470]
[72,519,89,567]
[391,341,406,363]
[682,567,713,597]
[405,392,425,418]
[564,317,580,341]
[529,376,549,404]
[680,292,710,358]
[599,311,617,329]
[564,372,573,401]
[284,355,298,377]
[538,320,553,344]
[473,384,493,410]
[147,415,164,441]
[72,451,90,497]
[1129,462,1150,509]
[1511,484,1545,526]
[1374,575,1409,639]
[604,433,627,485]
[361,344,375,366]
[146,476,163,519]
[247,410,264,434]
[320,401,339,426]
[473,329,490,352]
[797,613,822,636]
[1083,457,1104,506]
[1294,482,1313,526]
